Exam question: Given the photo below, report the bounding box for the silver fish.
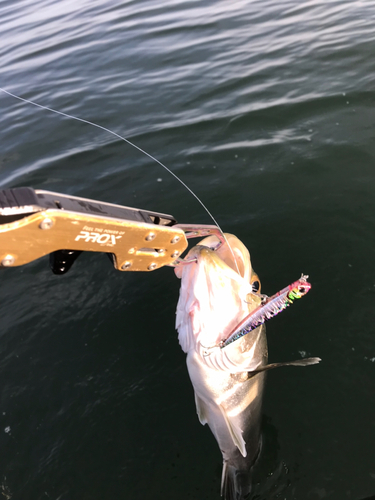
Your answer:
[175,234,319,499]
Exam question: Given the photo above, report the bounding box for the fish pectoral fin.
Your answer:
[218,404,247,457]
[247,357,321,378]
[194,393,208,425]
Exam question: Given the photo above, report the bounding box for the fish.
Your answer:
[175,233,320,500]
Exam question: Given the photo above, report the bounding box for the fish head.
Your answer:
[175,233,263,356]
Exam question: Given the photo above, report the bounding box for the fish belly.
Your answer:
[186,327,267,500]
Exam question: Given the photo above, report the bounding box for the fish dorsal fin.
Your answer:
[194,393,208,425]
[218,404,247,457]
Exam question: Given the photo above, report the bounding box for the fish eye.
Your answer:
[250,274,261,294]
[298,286,306,294]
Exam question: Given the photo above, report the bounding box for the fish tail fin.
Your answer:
[221,460,252,500]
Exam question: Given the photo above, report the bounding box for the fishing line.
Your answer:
[0,87,241,275]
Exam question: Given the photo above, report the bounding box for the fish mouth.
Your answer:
[175,233,256,286]
[175,233,262,311]
[191,245,244,283]
[176,233,248,276]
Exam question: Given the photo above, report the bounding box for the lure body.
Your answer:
[221,276,311,348]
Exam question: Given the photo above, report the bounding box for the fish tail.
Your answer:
[220,461,252,500]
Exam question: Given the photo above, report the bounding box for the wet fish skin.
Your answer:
[190,328,268,500]
[175,234,268,499]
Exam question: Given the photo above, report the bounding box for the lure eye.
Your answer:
[250,273,261,294]
[298,286,306,294]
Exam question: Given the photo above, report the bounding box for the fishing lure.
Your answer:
[220,275,311,348]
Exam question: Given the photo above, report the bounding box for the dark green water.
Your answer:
[1,1,375,499]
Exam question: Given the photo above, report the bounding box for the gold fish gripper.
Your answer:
[0,187,224,274]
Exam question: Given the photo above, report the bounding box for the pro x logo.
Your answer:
[75,231,122,245]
